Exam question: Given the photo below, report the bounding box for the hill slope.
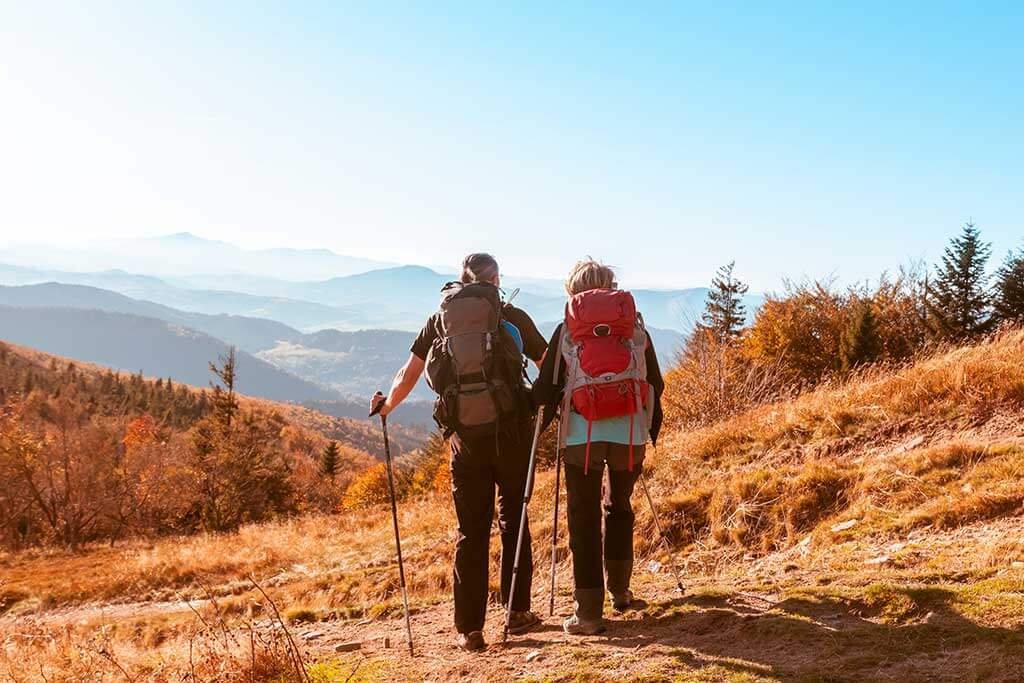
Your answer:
[0,341,421,457]
[0,305,335,404]
[0,283,302,352]
[0,283,436,405]
[2,333,1023,680]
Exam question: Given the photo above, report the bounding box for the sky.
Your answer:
[0,1,1021,291]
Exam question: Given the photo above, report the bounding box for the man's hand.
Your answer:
[369,391,388,418]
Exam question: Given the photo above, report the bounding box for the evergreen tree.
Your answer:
[925,222,993,340]
[840,301,883,372]
[320,441,340,479]
[209,348,238,430]
[993,248,1024,325]
[189,352,293,531]
[700,261,750,343]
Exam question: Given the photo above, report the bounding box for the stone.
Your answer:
[831,519,859,533]
[334,642,361,653]
[525,650,542,663]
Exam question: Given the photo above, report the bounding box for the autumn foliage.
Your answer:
[0,343,372,550]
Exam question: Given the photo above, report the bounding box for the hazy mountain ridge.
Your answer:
[0,283,302,352]
[0,305,335,403]
[0,234,764,334]
[0,284,438,422]
[255,329,433,402]
[0,232,393,281]
[0,236,766,430]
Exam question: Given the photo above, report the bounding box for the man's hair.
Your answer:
[565,259,617,295]
[461,253,499,284]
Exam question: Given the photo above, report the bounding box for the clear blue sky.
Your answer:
[1,1,1020,290]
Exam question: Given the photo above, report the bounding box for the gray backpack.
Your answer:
[424,282,528,436]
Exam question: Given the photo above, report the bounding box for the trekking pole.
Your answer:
[638,470,685,594]
[547,448,561,617]
[503,410,544,643]
[370,393,414,655]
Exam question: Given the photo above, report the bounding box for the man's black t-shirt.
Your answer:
[410,303,547,363]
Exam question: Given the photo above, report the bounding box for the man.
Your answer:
[371,253,547,651]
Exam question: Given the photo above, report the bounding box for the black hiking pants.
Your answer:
[564,443,644,597]
[449,420,534,634]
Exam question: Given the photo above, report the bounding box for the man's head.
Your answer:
[461,253,500,286]
[565,259,616,295]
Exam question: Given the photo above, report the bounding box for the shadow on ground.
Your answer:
[576,587,1024,681]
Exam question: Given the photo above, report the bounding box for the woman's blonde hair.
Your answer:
[565,259,617,295]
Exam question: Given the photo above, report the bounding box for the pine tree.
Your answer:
[320,441,340,479]
[993,248,1024,325]
[209,348,238,431]
[925,222,993,340]
[840,301,883,372]
[700,261,750,343]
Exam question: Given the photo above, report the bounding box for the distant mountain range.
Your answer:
[0,283,436,415]
[0,234,764,433]
[0,232,393,282]
[0,304,336,403]
[0,262,762,335]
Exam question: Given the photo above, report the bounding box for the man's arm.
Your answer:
[379,353,426,416]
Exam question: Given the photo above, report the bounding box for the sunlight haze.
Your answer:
[1,2,1021,290]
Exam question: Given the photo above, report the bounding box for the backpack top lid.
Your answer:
[438,281,501,336]
[565,288,637,341]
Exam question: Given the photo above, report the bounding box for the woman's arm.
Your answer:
[644,331,665,445]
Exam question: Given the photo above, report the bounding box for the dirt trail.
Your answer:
[1,597,212,629]
[292,559,1024,682]
[4,515,1024,680]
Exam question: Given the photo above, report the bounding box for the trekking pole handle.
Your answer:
[369,391,386,418]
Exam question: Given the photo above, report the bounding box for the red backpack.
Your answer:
[555,289,650,473]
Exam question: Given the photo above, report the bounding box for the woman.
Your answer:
[533,259,665,635]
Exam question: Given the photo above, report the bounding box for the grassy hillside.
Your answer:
[2,332,1023,680]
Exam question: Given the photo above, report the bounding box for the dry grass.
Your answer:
[1,577,314,682]
[3,332,1024,680]
[664,329,1024,467]
[647,329,1024,558]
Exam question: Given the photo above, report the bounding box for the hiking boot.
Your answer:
[507,610,541,635]
[565,587,606,636]
[612,589,648,612]
[606,559,633,601]
[612,589,634,612]
[563,614,607,635]
[455,631,485,652]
